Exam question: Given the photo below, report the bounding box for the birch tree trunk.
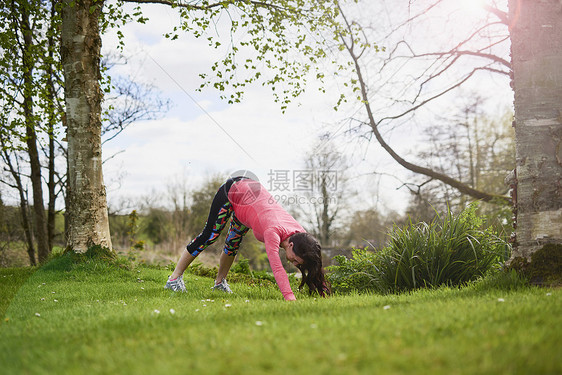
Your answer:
[61,0,112,252]
[509,0,562,259]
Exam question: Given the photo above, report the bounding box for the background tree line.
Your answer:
[2,97,514,268]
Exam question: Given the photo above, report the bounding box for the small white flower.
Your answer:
[206,299,211,302]
[245,300,250,303]
[203,304,207,307]
[41,298,45,301]
[497,298,505,302]
[141,287,145,290]
[35,313,41,317]
[255,321,264,326]
[52,291,55,294]
[225,304,232,308]
[383,305,391,310]
[546,293,552,296]
[153,309,160,314]
[169,309,176,315]
[195,309,200,312]
[54,299,58,302]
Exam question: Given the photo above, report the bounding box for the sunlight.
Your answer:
[459,0,487,14]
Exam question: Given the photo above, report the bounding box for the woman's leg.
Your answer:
[215,214,250,284]
[216,252,237,284]
[170,250,197,280]
[169,180,235,281]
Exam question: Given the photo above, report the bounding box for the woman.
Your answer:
[165,176,330,300]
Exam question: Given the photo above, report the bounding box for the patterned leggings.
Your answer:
[186,178,250,257]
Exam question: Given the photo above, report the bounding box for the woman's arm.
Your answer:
[264,230,296,301]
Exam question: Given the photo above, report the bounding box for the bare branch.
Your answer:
[483,4,508,25]
[378,67,480,124]
[340,14,510,205]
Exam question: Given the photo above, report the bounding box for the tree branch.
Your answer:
[340,19,511,206]
[122,0,295,13]
[483,4,508,25]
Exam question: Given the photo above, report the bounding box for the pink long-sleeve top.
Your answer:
[228,179,304,300]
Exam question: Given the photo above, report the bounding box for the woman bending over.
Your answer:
[165,176,330,300]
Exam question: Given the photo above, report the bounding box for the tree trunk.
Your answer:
[509,0,562,259]
[46,1,58,253]
[47,114,56,253]
[61,0,112,252]
[2,148,37,266]
[21,5,50,263]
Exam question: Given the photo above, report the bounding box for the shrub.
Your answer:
[326,248,389,294]
[230,256,252,275]
[328,203,508,294]
[186,258,277,286]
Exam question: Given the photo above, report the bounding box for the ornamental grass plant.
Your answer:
[328,204,508,294]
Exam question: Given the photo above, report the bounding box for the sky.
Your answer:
[100,2,407,215]
[99,0,512,216]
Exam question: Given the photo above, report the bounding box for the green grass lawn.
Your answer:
[1,256,560,375]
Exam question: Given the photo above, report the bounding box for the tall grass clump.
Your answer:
[328,203,508,294]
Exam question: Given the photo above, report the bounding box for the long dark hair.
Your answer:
[290,232,331,297]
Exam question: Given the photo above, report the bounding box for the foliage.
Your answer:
[127,210,144,251]
[187,257,277,286]
[187,261,218,279]
[0,0,63,150]
[230,256,251,275]
[103,0,352,111]
[328,203,508,294]
[326,248,385,294]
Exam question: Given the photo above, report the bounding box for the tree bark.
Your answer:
[21,5,50,263]
[46,1,59,253]
[61,0,112,252]
[509,0,562,258]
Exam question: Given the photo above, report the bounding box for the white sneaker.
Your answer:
[212,278,233,293]
[165,275,186,292]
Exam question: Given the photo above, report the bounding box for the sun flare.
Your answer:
[459,0,487,14]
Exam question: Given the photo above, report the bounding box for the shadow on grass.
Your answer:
[0,267,37,322]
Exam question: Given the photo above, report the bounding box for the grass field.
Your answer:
[1,255,560,375]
